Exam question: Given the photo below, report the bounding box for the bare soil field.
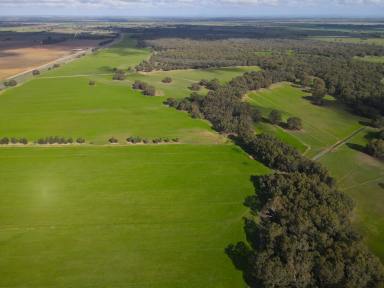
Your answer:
[0,39,101,80]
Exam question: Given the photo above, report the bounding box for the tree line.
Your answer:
[137,37,384,119]
[164,71,384,287]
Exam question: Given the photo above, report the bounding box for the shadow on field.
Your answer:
[346,142,366,153]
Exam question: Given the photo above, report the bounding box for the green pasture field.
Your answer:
[310,36,384,45]
[354,55,384,63]
[247,83,384,261]
[0,145,269,287]
[0,35,258,144]
[0,76,220,144]
[247,83,363,158]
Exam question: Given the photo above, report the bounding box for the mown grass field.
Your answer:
[0,145,269,287]
[0,34,271,287]
[247,83,384,261]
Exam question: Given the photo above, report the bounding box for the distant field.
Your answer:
[0,39,101,80]
[310,36,384,45]
[247,83,384,261]
[247,83,363,157]
[0,145,269,287]
[354,55,384,63]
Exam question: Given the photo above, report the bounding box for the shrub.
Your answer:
[89,80,96,86]
[4,79,17,87]
[53,63,60,68]
[0,137,9,144]
[172,138,180,143]
[109,137,118,144]
[127,136,142,144]
[32,69,40,76]
[10,137,18,144]
[162,77,172,83]
[76,137,85,144]
[286,116,303,130]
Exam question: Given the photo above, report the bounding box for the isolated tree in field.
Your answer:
[162,77,172,83]
[312,77,327,105]
[189,83,201,91]
[286,116,303,130]
[113,69,126,81]
[268,109,282,125]
[89,80,96,86]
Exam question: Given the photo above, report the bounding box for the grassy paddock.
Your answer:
[247,83,363,157]
[0,145,269,287]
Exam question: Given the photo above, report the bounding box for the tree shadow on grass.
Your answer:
[346,142,366,154]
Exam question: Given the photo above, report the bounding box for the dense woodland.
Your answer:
[165,68,384,287]
[133,27,384,118]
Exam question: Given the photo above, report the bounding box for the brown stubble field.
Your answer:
[0,38,101,80]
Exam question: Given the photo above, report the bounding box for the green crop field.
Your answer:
[247,83,384,261]
[0,34,271,287]
[0,145,269,287]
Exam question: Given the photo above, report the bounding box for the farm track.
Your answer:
[312,126,367,161]
[0,33,123,89]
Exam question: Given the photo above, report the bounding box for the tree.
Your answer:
[0,137,9,145]
[76,137,85,144]
[108,137,118,144]
[112,70,126,80]
[227,173,384,288]
[366,139,384,160]
[268,109,282,125]
[19,138,28,145]
[189,83,201,91]
[286,116,303,130]
[143,85,156,96]
[162,77,172,83]
[32,69,40,76]
[89,80,96,86]
[312,77,327,105]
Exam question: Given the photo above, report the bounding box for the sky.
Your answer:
[0,0,384,17]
